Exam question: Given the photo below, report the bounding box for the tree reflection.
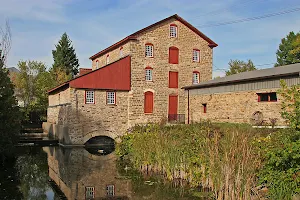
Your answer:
[15,147,52,200]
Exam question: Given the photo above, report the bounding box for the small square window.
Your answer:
[85,186,95,199]
[106,185,115,197]
[193,50,200,62]
[107,92,116,105]
[145,68,153,81]
[85,91,94,104]
[170,25,177,38]
[145,44,153,57]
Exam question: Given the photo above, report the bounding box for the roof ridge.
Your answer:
[89,14,217,60]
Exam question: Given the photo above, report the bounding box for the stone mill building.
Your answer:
[44,14,218,145]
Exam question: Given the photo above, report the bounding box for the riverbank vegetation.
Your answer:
[117,83,300,200]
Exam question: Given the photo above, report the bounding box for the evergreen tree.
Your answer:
[275,31,300,67]
[0,49,21,156]
[52,33,79,76]
[225,59,256,76]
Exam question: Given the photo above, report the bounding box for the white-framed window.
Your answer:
[106,55,109,64]
[106,91,116,105]
[120,47,123,57]
[85,90,95,104]
[96,60,99,69]
[145,67,153,81]
[193,49,200,62]
[170,24,177,38]
[85,186,95,199]
[106,185,115,196]
[145,43,153,57]
[193,71,200,84]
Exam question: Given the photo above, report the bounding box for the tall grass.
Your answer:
[117,122,265,200]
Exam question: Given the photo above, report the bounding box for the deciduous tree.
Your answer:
[225,59,256,76]
[275,31,300,67]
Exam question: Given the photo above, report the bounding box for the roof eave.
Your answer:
[183,72,299,90]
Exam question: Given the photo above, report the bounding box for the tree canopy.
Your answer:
[225,59,256,76]
[52,32,79,77]
[15,61,56,121]
[275,31,300,67]
[0,22,21,156]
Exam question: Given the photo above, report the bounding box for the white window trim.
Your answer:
[193,50,200,62]
[106,185,115,196]
[119,48,123,57]
[96,61,99,69]
[85,187,95,199]
[145,44,153,57]
[85,90,95,104]
[107,91,116,105]
[170,25,177,38]
[145,68,153,81]
[193,72,200,84]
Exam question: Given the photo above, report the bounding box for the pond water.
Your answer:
[0,146,210,200]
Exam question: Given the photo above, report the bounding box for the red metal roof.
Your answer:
[48,56,131,94]
[89,14,218,60]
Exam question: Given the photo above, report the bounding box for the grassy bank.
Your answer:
[116,122,300,200]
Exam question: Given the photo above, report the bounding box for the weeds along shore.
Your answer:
[116,122,300,200]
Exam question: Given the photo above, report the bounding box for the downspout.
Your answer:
[187,89,190,124]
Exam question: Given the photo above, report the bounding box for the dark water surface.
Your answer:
[0,146,208,200]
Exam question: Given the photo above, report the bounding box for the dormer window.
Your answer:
[193,49,200,62]
[120,47,123,57]
[106,55,109,64]
[145,43,153,57]
[170,24,177,38]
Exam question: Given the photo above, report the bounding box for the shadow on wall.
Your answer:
[45,103,124,145]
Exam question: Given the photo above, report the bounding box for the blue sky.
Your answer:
[1,0,300,77]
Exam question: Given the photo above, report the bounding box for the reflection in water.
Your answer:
[44,146,132,200]
[0,146,208,199]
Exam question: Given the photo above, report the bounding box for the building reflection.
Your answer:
[43,147,132,200]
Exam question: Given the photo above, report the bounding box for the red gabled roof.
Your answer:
[89,14,218,60]
[48,56,131,94]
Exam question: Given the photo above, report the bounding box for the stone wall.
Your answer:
[186,88,286,125]
[91,41,132,70]
[128,18,213,125]
[67,88,129,144]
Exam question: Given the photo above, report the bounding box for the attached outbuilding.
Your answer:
[183,63,300,125]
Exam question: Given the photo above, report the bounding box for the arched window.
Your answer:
[193,71,200,84]
[106,54,109,64]
[169,46,179,64]
[119,47,123,57]
[170,24,178,38]
[144,91,154,113]
[96,60,99,69]
[145,66,153,81]
[193,49,200,62]
[145,43,153,57]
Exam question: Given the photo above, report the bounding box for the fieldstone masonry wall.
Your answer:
[127,18,212,125]
[187,88,286,125]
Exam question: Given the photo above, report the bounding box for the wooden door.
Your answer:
[168,95,178,121]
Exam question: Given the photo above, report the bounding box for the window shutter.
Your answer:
[169,71,178,88]
[169,47,179,64]
[144,91,153,113]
